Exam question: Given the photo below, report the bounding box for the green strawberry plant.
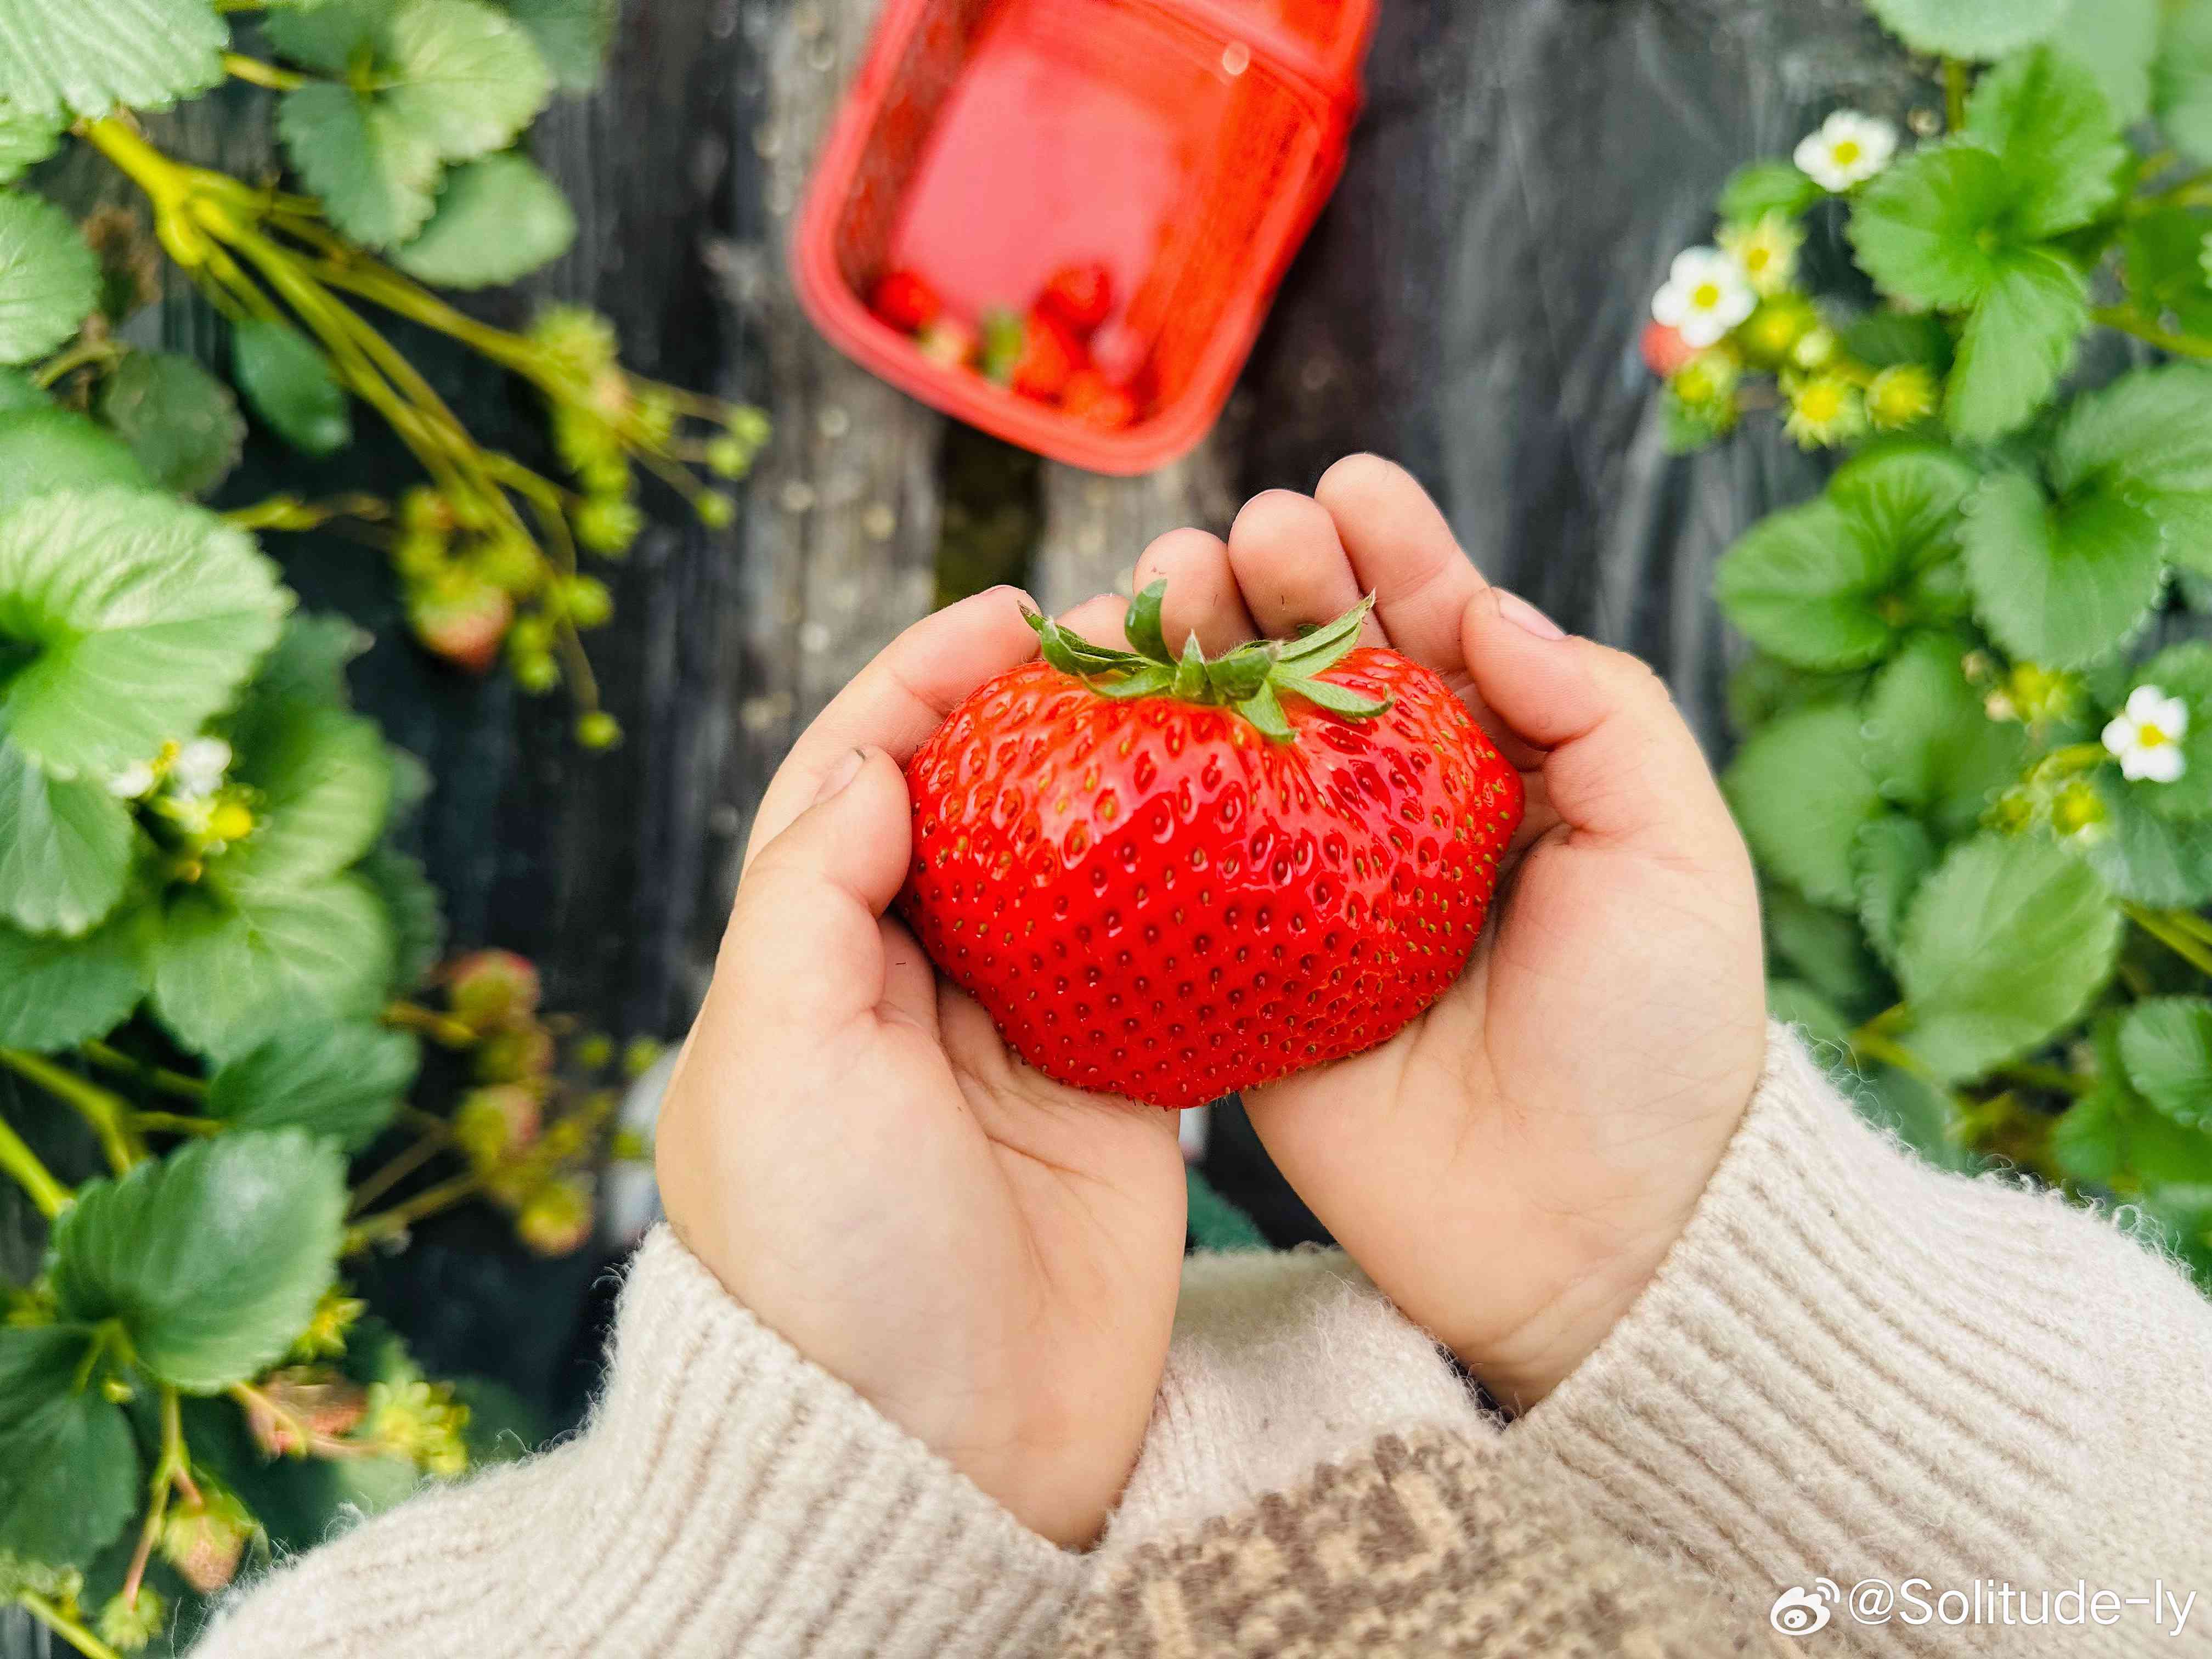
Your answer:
[0,3,731,1652]
[1650,0,2212,1286]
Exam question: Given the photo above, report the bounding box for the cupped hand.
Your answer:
[654,590,1188,1548]
[1131,456,1767,1408]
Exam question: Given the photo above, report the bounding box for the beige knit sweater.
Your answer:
[196,1031,2212,1656]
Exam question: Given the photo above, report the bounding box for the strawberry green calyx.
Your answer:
[1022,581,1391,741]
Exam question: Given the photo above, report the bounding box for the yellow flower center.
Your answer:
[1691,281,1723,309]
[1799,383,1843,420]
[1744,246,1771,272]
[2140,723,2170,748]
[1832,139,1862,165]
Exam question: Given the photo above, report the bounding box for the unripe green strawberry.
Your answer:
[899,585,1523,1108]
[445,948,541,1028]
[517,1175,594,1256]
[161,1489,254,1594]
[407,569,513,674]
[454,1084,543,1164]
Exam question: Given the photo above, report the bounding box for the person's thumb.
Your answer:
[1462,589,1739,855]
[703,746,913,1035]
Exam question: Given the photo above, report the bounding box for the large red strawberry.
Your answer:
[1037,261,1115,335]
[899,585,1523,1108]
[870,268,941,333]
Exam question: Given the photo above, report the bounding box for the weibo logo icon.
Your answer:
[1770,1579,1842,1636]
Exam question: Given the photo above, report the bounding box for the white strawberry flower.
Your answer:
[1793,111,1898,193]
[107,759,158,800]
[2104,685,2190,783]
[1650,247,1757,349]
[169,736,233,800]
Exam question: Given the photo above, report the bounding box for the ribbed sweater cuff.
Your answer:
[1506,1025,2137,1626]
[560,1225,1088,1654]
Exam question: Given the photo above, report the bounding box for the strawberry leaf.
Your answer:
[2050,0,2158,126]
[208,1020,419,1150]
[0,0,224,122]
[2076,771,2212,907]
[0,1329,139,1570]
[0,912,144,1047]
[1948,248,2087,441]
[50,1128,347,1392]
[1959,471,2165,668]
[1863,0,2066,60]
[232,317,352,458]
[497,0,613,90]
[1853,813,1939,970]
[1724,702,1887,910]
[392,151,575,289]
[1894,831,2121,1082]
[1718,159,1820,223]
[96,349,246,498]
[278,84,444,249]
[1849,146,2015,311]
[0,98,61,185]
[1961,47,2123,241]
[150,875,394,1062]
[0,190,98,367]
[2157,1,2212,166]
[213,701,395,889]
[0,488,289,778]
[2119,997,2212,1128]
[0,737,135,936]
[0,407,152,512]
[1860,637,2027,838]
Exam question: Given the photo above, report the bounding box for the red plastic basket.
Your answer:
[793,0,1377,475]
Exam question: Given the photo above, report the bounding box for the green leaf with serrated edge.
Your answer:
[1765,881,1891,1019]
[96,350,245,498]
[0,913,142,1047]
[0,0,224,122]
[2121,644,2212,821]
[0,488,289,779]
[1962,48,2122,240]
[1283,676,1389,717]
[1857,1065,1979,1173]
[262,0,385,69]
[1865,0,2065,59]
[208,1022,419,1151]
[2051,0,2158,125]
[381,0,552,162]
[279,85,443,249]
[150,876,394,1062]
[1946,249,2086,441]
[2121,208,2212,337]
[1861,637,2028,838]
[1724,703,1886,910]
[2053,1085,2212,1188]
[2120,996,2212,1127]
[2051,364,2212,544]
[50,1128,346,1392]
[1087,664,1173,701]
[232,318,351,458]
[1848,146,2013,311]
[1717,500,1894,669]
[0,99,61,184]
[2077,771,2212,906]
[1854,812,1938,969]
[0,737,134,936]
[392,151,575,289]
[0,191,98,366]
[250,612,370,710]
[1894,831,2121,1082]
[2157,2,2212,165]
[1842,310,1954,374]
[216,702,394,890]
[0,1329,139,1568]
[357,842,444,991]
[1274,595,1376,672]
[498,0,613,89]
[1767,978,1853,1053]
[1726,654,1871,736]
[1717,159,1819,223]
[1960,471,2164,669]
[1124,580,1170,662]
[0,407,150,512]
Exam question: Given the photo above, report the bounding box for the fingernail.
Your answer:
[1494,589,1566,641]
[814,748,867,804]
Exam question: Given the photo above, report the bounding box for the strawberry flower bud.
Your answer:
[99,1587,166,1652]
[517,1176,594,1257]
[445,949,542,1030]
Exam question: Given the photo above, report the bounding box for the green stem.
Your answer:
[0,1113,69,1217]
[221,52,307,91]
[343,1171,483,1254]
[1943,58,1968,133]
[0,1049,140,1173]
[383,1000,478,1047]
[121,1386,195,1607]
[80,1040,208,1101]
[2125,904,2212,977]
[31,337,122,389]
[15,1593,123,1659]
[2093,306,2212,363]
[345,1130,448,1219]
